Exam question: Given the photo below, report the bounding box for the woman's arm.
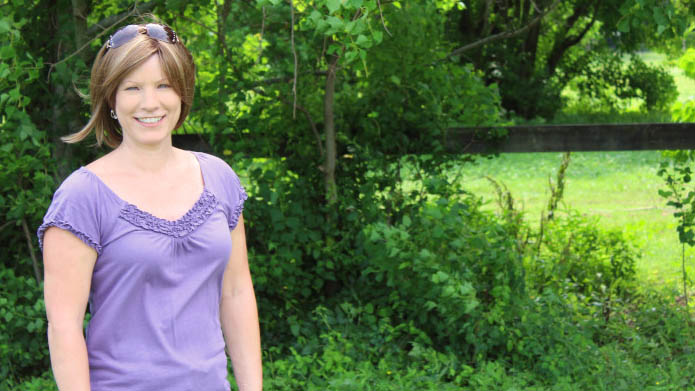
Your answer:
[43,227,97,391]
[220,215,263,391]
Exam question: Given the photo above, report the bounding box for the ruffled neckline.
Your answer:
[79,152,219,237]
[119,188,218,237]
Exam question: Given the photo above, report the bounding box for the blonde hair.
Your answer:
[63,24,195,148]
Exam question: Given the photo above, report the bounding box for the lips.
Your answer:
[135,116,165,125]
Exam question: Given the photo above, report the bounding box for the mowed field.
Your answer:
[455,51,695,292]
[458,151,691,291]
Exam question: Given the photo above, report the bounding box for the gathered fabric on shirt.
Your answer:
[37,152,247,391]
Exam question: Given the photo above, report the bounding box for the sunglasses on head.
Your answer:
[106,24,178,50]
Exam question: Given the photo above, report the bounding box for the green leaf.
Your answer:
[617,18,630,33]
[309,10,323,26]
[290,323,300,337]
[432,271,449,283]
[327,0,341,14]
[347,0,363,9]
[325,16,344,35]
[0,18,11,35]
[0,44,15,60]
[372,30,383,44]
[355,34,370,48]
[344,49,359,63]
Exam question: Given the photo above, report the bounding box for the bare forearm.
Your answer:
[220,288,262,391]
[47,325,91,391]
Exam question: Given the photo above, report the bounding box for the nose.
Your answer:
[140,86,161,111]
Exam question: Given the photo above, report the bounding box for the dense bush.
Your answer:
[0,268,49,387]
[566,52,678,112]
[528,212,639,301]
[359,196,526,361]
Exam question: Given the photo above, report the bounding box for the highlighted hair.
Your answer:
[63,25,195,148]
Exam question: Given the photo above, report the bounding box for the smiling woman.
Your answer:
[36,20,262,391]
[114,55,182,147]
[62,23,195,148]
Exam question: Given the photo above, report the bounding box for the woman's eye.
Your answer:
[158,84,171,89]
[125,86,138,91]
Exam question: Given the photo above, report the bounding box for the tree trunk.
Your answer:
[51,0,89,178]
[323,56,339,204]
[216,0,232,121]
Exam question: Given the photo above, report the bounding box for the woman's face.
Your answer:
[114,55,181,147]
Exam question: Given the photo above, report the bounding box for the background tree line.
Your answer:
[2,0,695,389]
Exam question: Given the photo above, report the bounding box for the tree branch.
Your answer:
[253,88,324,158]
[179,14,216,36]
[49,1,147,70]
[290,0,298,118]
[547,2,599,74]
[258,6,266,64]
[86,0,157,35]
[444,0,560,60]
[21,218,42,283]
[252,70,329,87]
[376,0,392,37]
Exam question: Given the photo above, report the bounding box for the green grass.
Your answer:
[460,50,695,293]
[459,151,692,293]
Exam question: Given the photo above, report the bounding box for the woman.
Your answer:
[37,22,262,391]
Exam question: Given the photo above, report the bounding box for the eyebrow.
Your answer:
[121,79,170,84]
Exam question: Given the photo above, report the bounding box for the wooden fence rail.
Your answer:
[173,123,695,154]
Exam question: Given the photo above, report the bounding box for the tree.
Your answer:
[446,0,694,118]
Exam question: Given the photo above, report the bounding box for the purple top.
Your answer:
[37,152,247,391]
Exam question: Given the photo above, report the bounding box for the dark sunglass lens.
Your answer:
[109,25,140,49]
[145,24,177,44]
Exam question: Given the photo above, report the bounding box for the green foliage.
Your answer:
[566,52,678,112]
[446,0,691,119]
[4,0,695,389]
[0,267,48,385]
[529,212,639,300]
[3,371,57,391]
[360,196,526,361]
[0,0,56,269]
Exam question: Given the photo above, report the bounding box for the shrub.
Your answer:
[527,211,639,303]
[358,195,527,361]
[0,266,49,384]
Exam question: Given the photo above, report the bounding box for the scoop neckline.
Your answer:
[79,151,210,225]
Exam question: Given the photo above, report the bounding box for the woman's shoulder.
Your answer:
[193,150,231,168]
[57,166,100,195]
[193,150,240,179]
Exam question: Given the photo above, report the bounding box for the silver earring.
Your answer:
[110,109,118,119]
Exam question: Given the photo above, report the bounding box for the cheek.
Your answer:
[114,93,136,112]
[163,92,182,110]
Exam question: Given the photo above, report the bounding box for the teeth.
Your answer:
[137,117,162,123]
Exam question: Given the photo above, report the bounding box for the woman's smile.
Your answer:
[135,115,166,126]
[114,55,181,144]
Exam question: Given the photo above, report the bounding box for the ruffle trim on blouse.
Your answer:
[229,187,248,230]
[119,188,219,238]
[37,220,103,254]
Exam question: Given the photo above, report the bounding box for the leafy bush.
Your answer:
[528,212,639,301]
[359,195,527,361]
[0,267,49,385]
[677,48,695,80]
[566,52,677,112]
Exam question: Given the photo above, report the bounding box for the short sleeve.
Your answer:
[37,170,102,254]
[223,165,248,231]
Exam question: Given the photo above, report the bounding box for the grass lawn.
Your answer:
[454,50,695,293]
[459,150,692,293]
